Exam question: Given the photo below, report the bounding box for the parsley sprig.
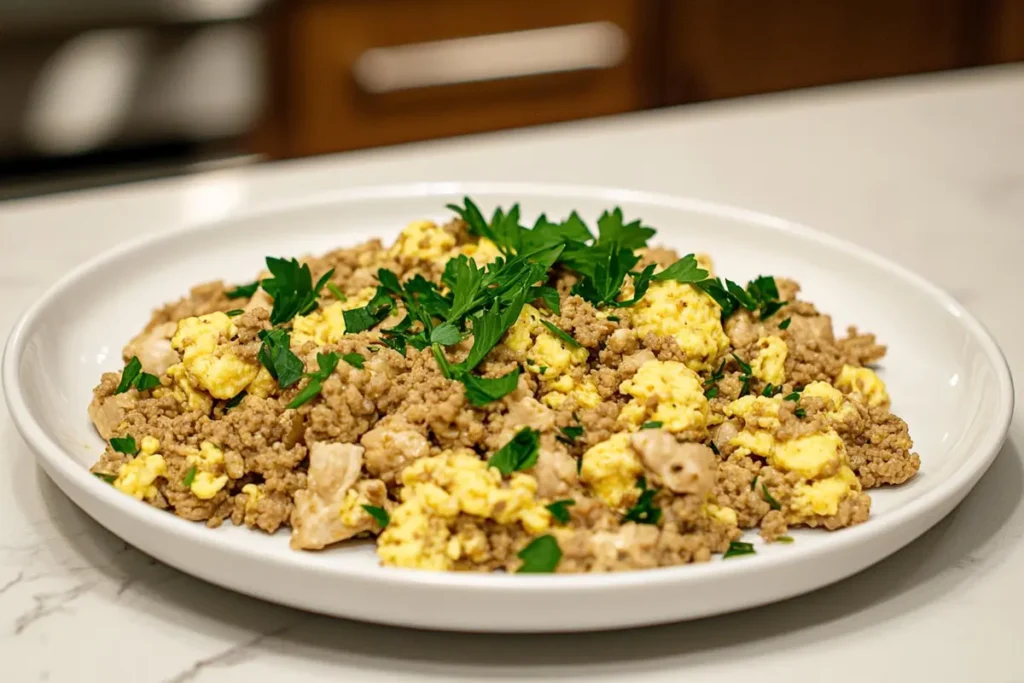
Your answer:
[261,257,335,326]
[361,505,390,529]
[545,499,575,524]
[723,541,756,559]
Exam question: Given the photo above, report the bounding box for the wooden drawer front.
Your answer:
[287,0,651,156]
[665,0,978,103]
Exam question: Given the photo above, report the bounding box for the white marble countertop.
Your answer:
[2,65,1023,682]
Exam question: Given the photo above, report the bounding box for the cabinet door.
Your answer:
[281,0,654,157]
[664,0,979,103]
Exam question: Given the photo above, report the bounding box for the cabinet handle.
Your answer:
[353,21,628,94]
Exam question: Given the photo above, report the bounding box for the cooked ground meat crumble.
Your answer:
[89,202,920,573]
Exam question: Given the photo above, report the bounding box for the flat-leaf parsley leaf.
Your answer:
[545,499,575,524]
[516,534,562,573]
[487,427,540,476]
[361,505,390,529]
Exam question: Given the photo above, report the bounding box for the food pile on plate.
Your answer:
[89,199,920,572]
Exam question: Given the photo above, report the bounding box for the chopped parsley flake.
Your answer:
[540,320,582,349]
[487,427,540,476]
[794,408,807,419]
[225,309,245,317]
[641,421,664,430]
[762,483,782,510]
[545,499,575,524]
[709,441,721,455]
[556,425,584,445]
[361,505,390,528]
[623,476,661,525]
[516,534,562,573]
[225,281,259,299]
[783,391,801,402]
[114,356,161,394]
[341,353,365,369]
[326,282,347,301]
[606,315,620,322]
[776,535,794,544]
[110,436,138,456]
[182,465,197,487]
[750,475,759,491]
[287,352,340,409]
[779,317,791,330]
[224,391,246,409]
[257,329,304,389]
[723,541,756,559]
[93,472,116,484]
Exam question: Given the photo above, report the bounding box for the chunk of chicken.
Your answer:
[533,436,578,498]
[360,416,431,484]
[630,431,716,496]
[88,390,137,440]
[291,442,373,550]
[122,321,180,376]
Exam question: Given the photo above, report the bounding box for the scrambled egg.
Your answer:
[186,440,229,499]
[628,280,729,373]
[168,312,265,402]
[389,220,456,262]
[618,359,708,435]
[835,365,889,407]
[725,394,861,522]
[291,287,377,347]
[337,487,383,528]
[241,483,263,513]
[802,381,854,422]
[377,450,550,570]
[114,438,166,502]
[579,433,642,508]
[505,304,596,408]
[159,363,214,413]
[460,237,502,265]
[750,335,787,386]
[705,503,738,527]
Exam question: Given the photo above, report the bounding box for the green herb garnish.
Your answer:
[750,474,759,491]
[487,427,540,476]
[257,329,304,389]
[182,465,197,487]
[783,391,801,402]
[779,317,791,330]
[287,352,340,409]
[623,476,661,525]
[556,425,584,445]
[732,353,753,397]
[540,320,581,349]
[225,309,245,317]
[341,353,365,369]
[260,257,335,326]
[776,535,794,544]
[516,534,562,573]
[326,282,347,301]
[794,408,807,419]
[607,315,620,322]
[762,483,782,510]
[93,472,116,484]
[723,541,756,559]
[114,356,161,394]
[361,505,390,529]
[545,499,575,524]
[703,359,726,398]
[641,421,664,430]
[110,436,138,456]
[226,281,259,299]
[709,441,721,455]
[225,391,246,409]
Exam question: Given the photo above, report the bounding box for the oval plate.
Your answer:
[3,182,1013,632]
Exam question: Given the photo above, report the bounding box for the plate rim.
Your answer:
[2,180,1015,595]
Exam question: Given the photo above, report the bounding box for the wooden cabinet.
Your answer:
[254,0,1024,159]
[663,0,983,102]
[260,0,657,157]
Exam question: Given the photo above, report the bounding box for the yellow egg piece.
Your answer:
[628,280,729,373]
[139,436,161,456]
[580,433,642,508]
[771,431,845,480]
[190,471,228,499]
[618,359,708,434]
[389,220,456,261]
[460,237,502,265]
[750,335,787,386]
[114,454,167,502]
[291,287,376,347]
[835,365,890,407]
[790,465,860,519]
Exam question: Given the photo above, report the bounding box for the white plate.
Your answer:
[3,182,1014,632]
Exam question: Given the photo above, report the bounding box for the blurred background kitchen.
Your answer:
[1,0,1021,200]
